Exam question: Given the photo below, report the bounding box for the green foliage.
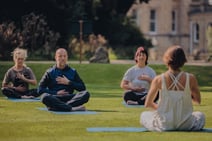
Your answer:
[0,62,211,141]
[94,14,151,48]
[0,13,60,60]
[0,0,152,60]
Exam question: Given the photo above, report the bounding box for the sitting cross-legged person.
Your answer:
[38,48,90,111]
[1,48,39,99]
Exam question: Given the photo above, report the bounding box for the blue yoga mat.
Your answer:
[6,97,40,102]
[87,127,147,132]
[200,128,212,132]
[122,101,144,108]
[37,107,98,115]
[87,127,212,132]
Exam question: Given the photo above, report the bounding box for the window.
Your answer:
[209,0,212,5]
[149,9,156,33]
[171,10,177,33]
[193,23,199,43]
[131,9,137,19]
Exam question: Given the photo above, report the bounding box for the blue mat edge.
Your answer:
[6,97,40,102]
[87,127,147,132]
[37,107,98,114]
[87,127,212,132]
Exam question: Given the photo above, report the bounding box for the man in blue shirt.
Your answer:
[38,48,90,111]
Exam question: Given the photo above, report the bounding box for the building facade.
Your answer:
[127,0,212,60]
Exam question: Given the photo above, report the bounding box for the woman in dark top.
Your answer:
[1,48,39,99]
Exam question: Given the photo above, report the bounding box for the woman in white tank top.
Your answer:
[140,45,205,131]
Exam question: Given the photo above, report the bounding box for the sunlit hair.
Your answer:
[163,45,187,70]
[12,48,27,61]
[134,46,148,65]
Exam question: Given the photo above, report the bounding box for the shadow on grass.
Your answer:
[89,109,119,112]
[91,94,121,98]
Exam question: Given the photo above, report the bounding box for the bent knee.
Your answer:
[84,91,90,102]
[41,93,51,102]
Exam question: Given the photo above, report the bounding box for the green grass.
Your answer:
[0,62,212,141]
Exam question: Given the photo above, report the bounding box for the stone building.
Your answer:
[127,0,212,60]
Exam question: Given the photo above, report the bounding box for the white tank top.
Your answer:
[155,72,193,130]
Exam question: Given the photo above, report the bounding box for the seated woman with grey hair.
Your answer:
[1,48,40,99]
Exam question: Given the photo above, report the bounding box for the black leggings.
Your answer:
[1,87,40,98]
[41,91,90,111]
[123,91,159,105]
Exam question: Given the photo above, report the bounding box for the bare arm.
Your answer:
[144,76,160,110]
[17,73,37,85]
[189,74,201,104]
[120,80,131,90]
[2,83,13,88]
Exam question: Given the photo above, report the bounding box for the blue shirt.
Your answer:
[38,65,86,95]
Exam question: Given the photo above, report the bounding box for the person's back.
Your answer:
[140,45,205,132]
[156,72,194,130]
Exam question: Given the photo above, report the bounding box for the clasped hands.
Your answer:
[131,74,150,92]
[138,74,150,81]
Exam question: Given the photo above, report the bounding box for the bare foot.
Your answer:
[21,95,35,99]
[72,105,86,111]
[126,100,138,105]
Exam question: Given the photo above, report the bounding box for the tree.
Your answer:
[0,12,60,60]
[93,0,152,58]
[0,0,151,60]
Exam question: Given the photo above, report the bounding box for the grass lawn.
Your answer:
[0,62,212,141]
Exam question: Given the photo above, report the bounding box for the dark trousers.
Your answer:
[123,91,159,105]
[1,87,40,98]
[41,90,90,111]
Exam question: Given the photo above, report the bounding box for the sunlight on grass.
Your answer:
[0,62,212,141]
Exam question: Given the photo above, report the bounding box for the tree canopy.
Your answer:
[0,0,151,60]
